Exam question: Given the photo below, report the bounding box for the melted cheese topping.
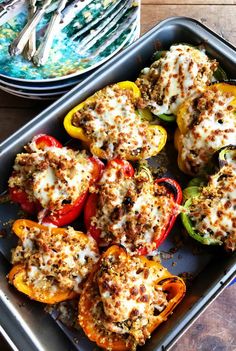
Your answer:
[12,226,99,294]
[180,87,236,174]
[189,164,236,250]
[136,44,218,115]
[71,84,162,159]
[94,251,168,345]
[8,144,93,211]
[91,162,176,253]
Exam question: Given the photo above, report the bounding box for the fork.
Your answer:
[9,0,53,56]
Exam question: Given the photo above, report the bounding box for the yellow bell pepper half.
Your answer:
[64,81,167,160]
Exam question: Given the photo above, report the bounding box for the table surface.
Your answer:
[0,1,235,351]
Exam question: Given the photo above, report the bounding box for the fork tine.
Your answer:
[88,6,138,58]
[70,0,124,41]
[76,0,133,53]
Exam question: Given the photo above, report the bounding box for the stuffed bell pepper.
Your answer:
[63,81,167,160]
[8,219,99,303]
[84,158,182,254]
[181,146,236,251]
[79,245,186,351]
[136,44,219,122]
[8,134,104,226]
[175,83,236,175]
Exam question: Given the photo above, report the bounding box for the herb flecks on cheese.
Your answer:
[180,86,236,174]
[189,164,236,251]
[136,44,218,115]
[91,161,177,253]
[71,84,162,159]
[8,142,93,211]
[93,251,168,346]
[12,226,99,294]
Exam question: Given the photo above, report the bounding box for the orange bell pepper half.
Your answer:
[8,219,99,304]
[79,245,186,351]
[63,81,167,160]
[175,83,236,175]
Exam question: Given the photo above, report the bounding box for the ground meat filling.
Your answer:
[136,44,218,115]
[71,84,162,159]
[12,226,99,294]
[8,141,93,211]
[90,252,168,347]
[91,162,176,253]
[189,164,236,251]
[179,87,236,174]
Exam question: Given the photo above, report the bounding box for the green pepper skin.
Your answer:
[181,179,222,246]
[158,114,176,122]
[181,199,221,246]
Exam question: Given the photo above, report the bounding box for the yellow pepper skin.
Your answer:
[175,83,236,175]
[8,219,96,304]
[64,81,167,160]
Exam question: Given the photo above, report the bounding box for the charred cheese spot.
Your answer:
[136,44,218,115]
[189,164,236,251]
[91,163,177,253]
[93,252,168,346]
[71,84,162,159]
[8,144,93,211]
[180,87,236,174]
[11,226,99,294]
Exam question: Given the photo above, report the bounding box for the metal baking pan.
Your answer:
[0,16,235,351]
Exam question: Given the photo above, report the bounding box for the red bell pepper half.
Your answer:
[84,162,182,252]
[9,134,61,215]
[42,156,104,227]
[152,178,182,249]
[84,158,134,243]
[31,134,63,149]
[9,134,104,227]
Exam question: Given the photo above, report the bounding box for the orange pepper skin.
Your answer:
[8,264,77,304]
[79,245,186,351]
[9,220,98,304]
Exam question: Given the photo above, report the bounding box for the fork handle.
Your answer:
[9,0,52,56]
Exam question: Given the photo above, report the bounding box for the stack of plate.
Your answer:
[0,0,140,99]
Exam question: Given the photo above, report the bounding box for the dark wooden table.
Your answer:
[0,1,235,350]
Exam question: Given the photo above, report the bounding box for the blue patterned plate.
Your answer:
[0,0,139,82]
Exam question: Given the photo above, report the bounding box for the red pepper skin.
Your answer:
[84,158,134,241]
[153,178,182,247]
[84,193,101,242]
[41,156,104,227]
[32,134,63,149]
[9,187,41,215]
[9,134,63,215]
[9,133,104,226]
